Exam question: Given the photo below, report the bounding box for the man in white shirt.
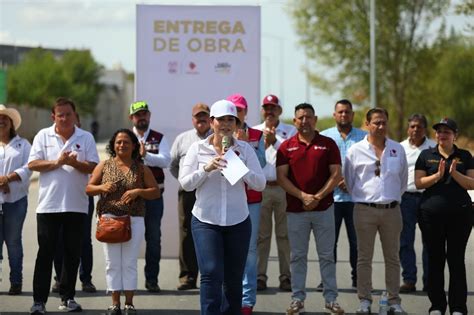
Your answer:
[399,114,435,293]
[129,101,171,293]
[28,97,99,314]
[170,103,211,290]
[344,108,408,314]
[253,94,297,291]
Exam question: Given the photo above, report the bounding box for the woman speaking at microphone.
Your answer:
[179,99,266,315]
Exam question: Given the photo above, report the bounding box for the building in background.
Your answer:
[0,44,132,141]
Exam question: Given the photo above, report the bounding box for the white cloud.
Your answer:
[0,30,40,46]
[18,0,134,28]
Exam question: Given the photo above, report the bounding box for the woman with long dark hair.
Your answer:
[86,128,160,315]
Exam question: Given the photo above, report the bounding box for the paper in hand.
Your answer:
[221,148,249,185]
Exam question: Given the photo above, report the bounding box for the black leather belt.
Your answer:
[358,201,398,209]
[404,191,422,196]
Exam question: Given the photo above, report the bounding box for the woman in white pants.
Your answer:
[87,128,160,315]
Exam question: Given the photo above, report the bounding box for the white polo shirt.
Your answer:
[178,136,266,226]
[28,125,99,214]
[400,137,436,193]
[253,121,297,181]
[344,136,408,204]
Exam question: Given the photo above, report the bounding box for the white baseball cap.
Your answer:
[210,100,239,121]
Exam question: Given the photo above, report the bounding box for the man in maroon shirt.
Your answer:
[277,103,344,314]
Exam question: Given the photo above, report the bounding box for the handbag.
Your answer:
[96,214,131,243]
[95,162,144,243]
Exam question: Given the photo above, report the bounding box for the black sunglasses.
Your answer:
[375,160,381,177]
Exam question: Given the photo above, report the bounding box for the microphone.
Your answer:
[222,135,231,152]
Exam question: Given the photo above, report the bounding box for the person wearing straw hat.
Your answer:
[0,104,32,295]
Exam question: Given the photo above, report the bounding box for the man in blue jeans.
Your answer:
[129,101,171,292]
[321,99,366,291]
[399,114,435,293]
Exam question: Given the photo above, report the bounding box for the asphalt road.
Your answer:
[0,179,473,314]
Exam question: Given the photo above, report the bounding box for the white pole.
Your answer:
[370,0,376,108]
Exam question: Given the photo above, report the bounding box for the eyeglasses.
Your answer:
[375,160,381,177]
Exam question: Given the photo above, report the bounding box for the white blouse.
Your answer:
[179,136,266,226]
[0,135,32,203]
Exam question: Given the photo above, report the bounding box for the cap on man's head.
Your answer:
[432,117,458,133]
[262,94,280,107]
[226,93,248,109]
[210,100,238,120]
[129,101,149,115]
[192,103,210,116]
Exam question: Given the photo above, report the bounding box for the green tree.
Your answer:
[431,39,474,137]
[7,48,103,114]
[7,48,69,109]
[62,50,103,114]
[290,0,450,139]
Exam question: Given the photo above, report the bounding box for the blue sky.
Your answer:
[0,0,470,119]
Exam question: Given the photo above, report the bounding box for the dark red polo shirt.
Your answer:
[276,133,341,212]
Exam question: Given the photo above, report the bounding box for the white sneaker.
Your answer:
[429,311,442,315]
[58,299,82,312]
[390,304,407,314]
[356,299,371,314]
[452,312,463,315]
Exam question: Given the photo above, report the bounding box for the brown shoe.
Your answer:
[279,278,292,291]
[399,282,416,293]
[257,279,267,291]
[51,280,60,293]
[8,283,22,295]
[177,281,197,290]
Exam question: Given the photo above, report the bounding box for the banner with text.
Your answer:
[136,5,261,257]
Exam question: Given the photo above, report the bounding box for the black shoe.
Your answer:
[316,282,324,292]
[107,304,121,315]
[82,282,97,293]
[51,280,60,293]
[145,282,161,293]
[257,279,267,291]
[279,278,292,291]
[8,283,22,295]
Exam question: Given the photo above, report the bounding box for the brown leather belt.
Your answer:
[266,181,279,186]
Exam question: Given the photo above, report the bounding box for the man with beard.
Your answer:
[129,101,171,293]
[253,94,296,292]
[170,103,211,291]
[320,99,366,291]
[345,108,408,314]
[277,103,344,314]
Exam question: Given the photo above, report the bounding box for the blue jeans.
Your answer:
[242,203,260,307]
[399,192,428,287]
[0,196,28,284]
[287,206,338,303]
[334,202,357,284]
[192,215,251,315]
[144,197,164,285]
